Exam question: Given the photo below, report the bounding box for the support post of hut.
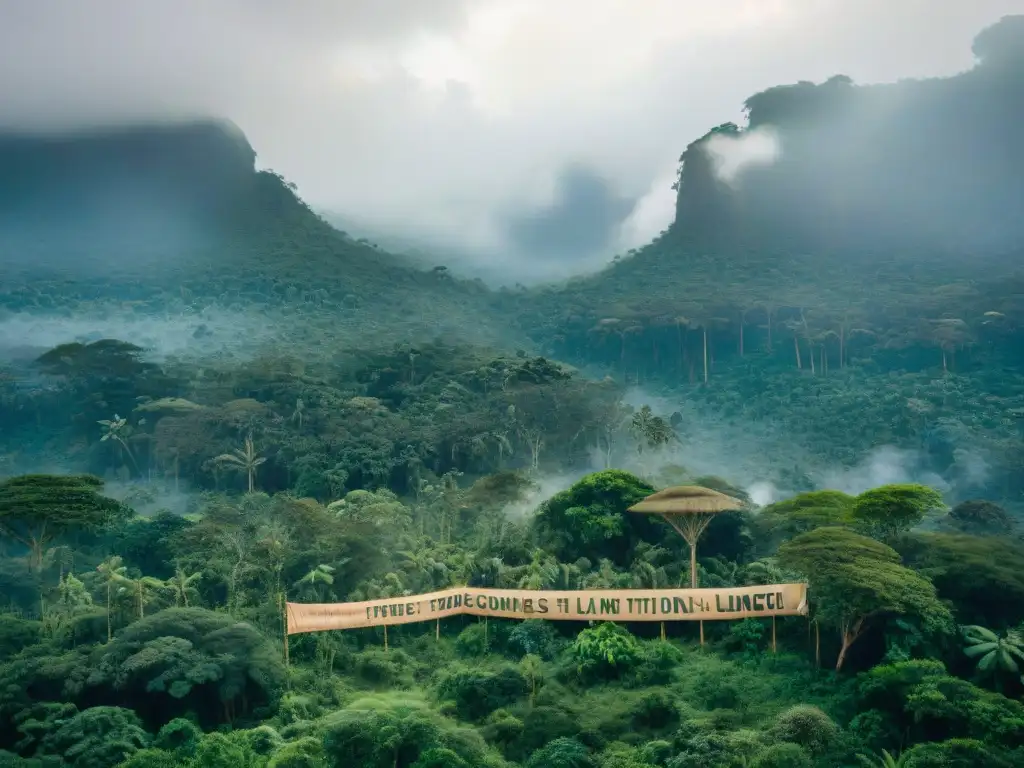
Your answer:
[629,485,744,652]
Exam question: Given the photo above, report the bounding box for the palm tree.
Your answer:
[132,576,166,618]
[293,564,335,602]
[96,556,129,642]
[962,625,1024,691]
[165,567,202,607]
[630,543,670,639]
[214,432,266,493]
[516,550,561,591]
[290,398,305,429]
[98,414,140,473]
[856,749,908,767]
[628,406,676,478]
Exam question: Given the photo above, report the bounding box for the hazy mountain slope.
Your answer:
[521,15,1024,368]
[0,120,512,359]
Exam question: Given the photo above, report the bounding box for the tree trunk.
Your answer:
[835,619,865,672]
[689,543,697,589]
[814,621,820,668]
[702,330,708,384]
[836,632,854,672]
[794,335,802,369]
[30,538,44,571]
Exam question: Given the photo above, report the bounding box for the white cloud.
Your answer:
[0,0,1019,278]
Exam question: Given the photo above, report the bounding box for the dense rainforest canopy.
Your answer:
[1,13,1023,768]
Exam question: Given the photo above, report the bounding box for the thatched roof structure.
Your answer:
[628,485,744,516]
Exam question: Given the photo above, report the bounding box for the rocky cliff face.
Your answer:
[0,119,256,219]
[0,119,322,277]
[670,14,1024,257]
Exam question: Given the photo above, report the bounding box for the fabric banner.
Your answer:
[286,583,808,635]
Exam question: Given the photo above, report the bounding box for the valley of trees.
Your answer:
[1,330,1023,767]
[2,13,1024,768]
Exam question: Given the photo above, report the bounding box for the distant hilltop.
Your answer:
[670,14,1024,256]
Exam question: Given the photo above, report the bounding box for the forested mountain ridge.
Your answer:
[0,120,506,351]
[511,15,1024,505]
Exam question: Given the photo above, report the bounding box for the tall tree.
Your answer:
[97,555,130,642]
[0,474,129,570]
[779,526,952,671]
[628,405,676,478]
[213,433,266,493]
[851,484,945,539]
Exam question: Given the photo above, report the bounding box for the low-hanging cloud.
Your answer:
[705,126,782,184]
[618,387,996,506]
[0,1,1019,282]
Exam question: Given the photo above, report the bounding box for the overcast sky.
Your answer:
[1,0,1021,280]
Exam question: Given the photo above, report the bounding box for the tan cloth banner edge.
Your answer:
[286,584,808,635]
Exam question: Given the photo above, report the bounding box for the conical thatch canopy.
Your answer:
[628,485,744,515]
[629,486,745,609]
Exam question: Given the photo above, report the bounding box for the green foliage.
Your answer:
[154,718,201,756]
[321,694,503,768]
[0,475,129,568]
[854,660,1024,752]
[722,619,766,656]
[84,608,285,727]
[944,500,1015,535]
[433,665,529,721]
[506,620,562,659]
[113,748,180,768]
[188,731,260,768]
[752,743,813,768]
[961,625,1024,691]
[39,706,150,768]
[410,748,471,768]
[850,485,945,539]
[894,533,1024,628]
[570,623,643,680]
[779,527,953,670]
[266,736,325,768]
[525,737,594,768]
[534,471,656,565]
[765,704,838,755]
[900,738,1014,767]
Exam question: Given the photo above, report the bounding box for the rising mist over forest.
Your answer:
[2,15,1023,502]
[2,11,1024,768]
